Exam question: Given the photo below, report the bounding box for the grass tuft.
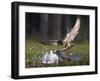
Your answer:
[25,39,89,68]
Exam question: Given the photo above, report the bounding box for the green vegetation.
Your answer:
[25,39,89,68]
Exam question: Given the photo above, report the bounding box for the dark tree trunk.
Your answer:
[61,15,71,38]
[26,13,31,37]
[79,16,89,42]
[40,14,48,41]
[51,14,62,39]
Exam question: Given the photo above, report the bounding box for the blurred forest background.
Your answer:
[25,13,89,68]
[25,13,89,42]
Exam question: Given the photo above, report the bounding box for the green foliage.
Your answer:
[25,39,89,68]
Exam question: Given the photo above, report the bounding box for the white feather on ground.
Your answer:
[42,51,59,64]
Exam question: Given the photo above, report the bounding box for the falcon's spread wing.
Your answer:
[63,16,81,48]
[40,16,80,50]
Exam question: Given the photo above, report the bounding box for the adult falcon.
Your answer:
[40,16,81,51]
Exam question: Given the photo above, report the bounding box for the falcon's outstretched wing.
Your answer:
[63,16,81,48]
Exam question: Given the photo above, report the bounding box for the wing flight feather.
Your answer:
[63,16,81,48]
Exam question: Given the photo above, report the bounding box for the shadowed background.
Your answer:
[25,13,89,42]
